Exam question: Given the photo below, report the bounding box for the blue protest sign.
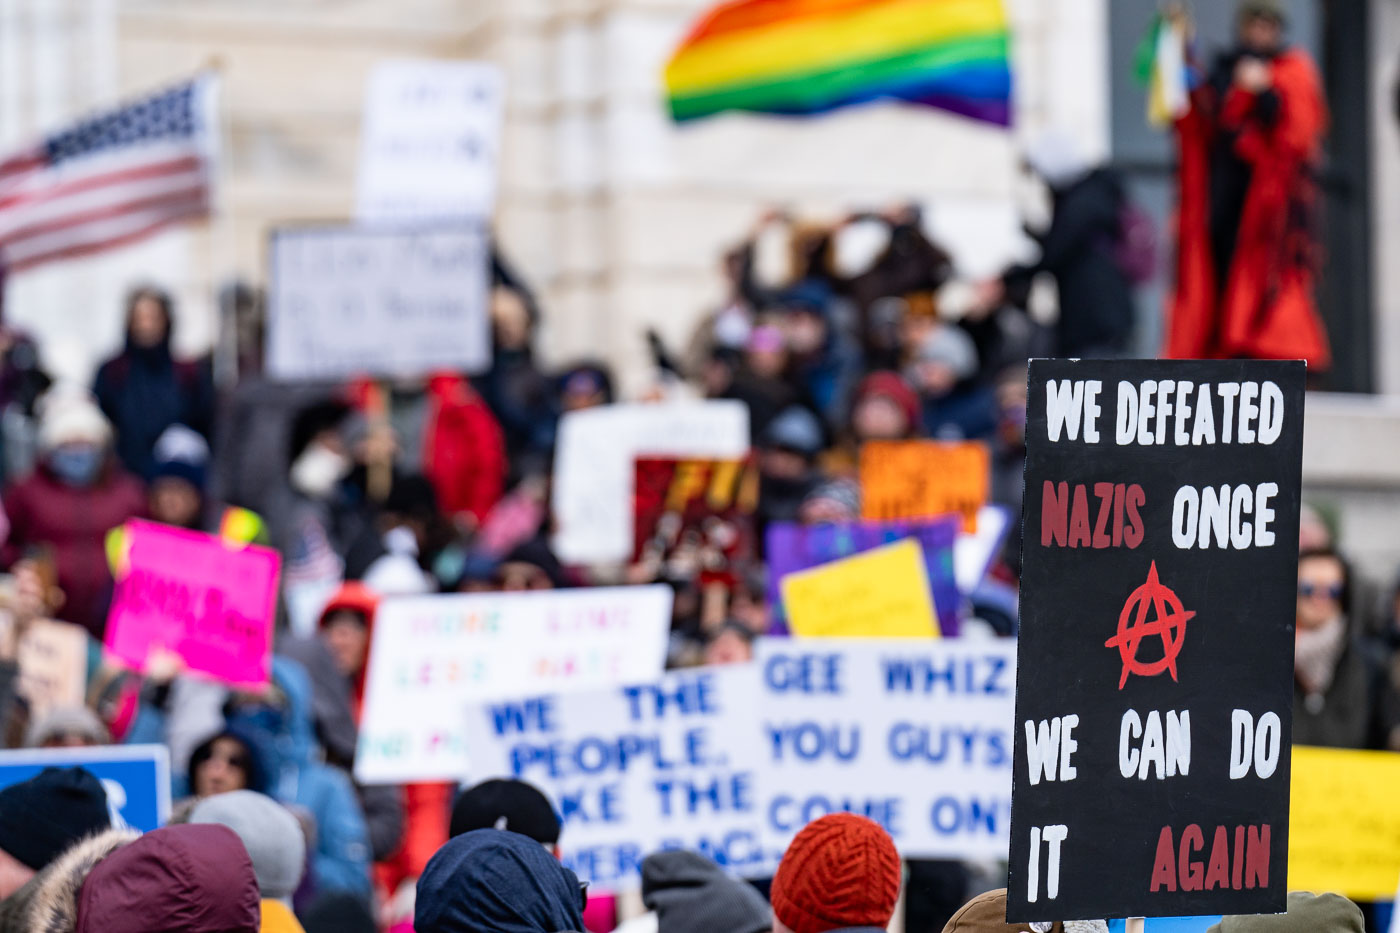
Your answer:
[1108,919,1220,933]
[0,744,170,832]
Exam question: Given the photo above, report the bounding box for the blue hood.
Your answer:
[416,829,586,933]
[223,655,318,795]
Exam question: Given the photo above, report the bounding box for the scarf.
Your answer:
[1295,615,1347,699]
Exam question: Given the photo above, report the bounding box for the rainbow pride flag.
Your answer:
[663,0,1012,126]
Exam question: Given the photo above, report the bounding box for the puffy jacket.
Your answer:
[0,825,258,933]
[2,464,145,636]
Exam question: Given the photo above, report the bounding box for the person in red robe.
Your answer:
[1165,0,1331,371]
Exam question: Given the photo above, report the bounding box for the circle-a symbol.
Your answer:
[1104,561,1196,690]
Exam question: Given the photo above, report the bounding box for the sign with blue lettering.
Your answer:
[463,666,770,890]
[0,744,170,832]
[755,639,1016,860]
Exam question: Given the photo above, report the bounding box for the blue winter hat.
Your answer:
[416,829,587,933]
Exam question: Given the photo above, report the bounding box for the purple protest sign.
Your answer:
[767,516,962,636]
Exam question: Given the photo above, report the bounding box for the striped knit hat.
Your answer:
[771,813,901,933]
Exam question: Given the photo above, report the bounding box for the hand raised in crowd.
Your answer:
[143,644,186,686]
[1234,56,1271,92]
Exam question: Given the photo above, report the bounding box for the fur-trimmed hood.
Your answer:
[0,828,138,933]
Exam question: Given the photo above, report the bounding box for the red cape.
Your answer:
[1164,48,1331,370]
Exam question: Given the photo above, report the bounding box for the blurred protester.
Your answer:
[1293,548,1395,748]
[187,729,268,800]
[0,824,259,933]
[704,621,756,666]
[3,393,143,636]
[0,766,110,899]
[775,284,861,432]
[756,407,825,529]
[849,372,920,443]
[906,324,996,440]
[1165,0,1330,370]
[770,813,901,933]
[449,779,561,847]
[0,327,52,485]
[558,362,615,414]
[622,849,771,933]
[1208,891,1364,932]
[24,707,109,749]
[497,539,568,592]
[314,584,446,912]
[1001,129,1136,359]
[94,287,214,479]
[474,287,556,464]
[349,373,505,530]
[414,829,588,933]
[1298,501,1334,551]
[724,325,803,442]
[142,424,267,544]
[190,790,308,933]
[797,478,861,526]
[301,892,378,933]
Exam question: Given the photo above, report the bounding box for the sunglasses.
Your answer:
[1298,582,1343,601]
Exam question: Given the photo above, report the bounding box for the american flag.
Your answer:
[0,75,218,273]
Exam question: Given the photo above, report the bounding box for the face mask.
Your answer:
[48,445,103,487]
[290,443,349,499]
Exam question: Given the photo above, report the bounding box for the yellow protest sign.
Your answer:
[780,538,940,639]
[1288,745,1400,900]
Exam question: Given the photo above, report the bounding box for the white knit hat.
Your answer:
[37,391,111,452]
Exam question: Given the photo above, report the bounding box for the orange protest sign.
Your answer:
[859,440,990,531]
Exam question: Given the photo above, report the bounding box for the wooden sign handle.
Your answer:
[1125,919,1146,933]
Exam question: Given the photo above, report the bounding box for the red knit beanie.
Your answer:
[771,813,902,933]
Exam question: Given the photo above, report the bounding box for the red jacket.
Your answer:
[3,463,145,637]
[1165,47,1331,370]
[351,374,505,524]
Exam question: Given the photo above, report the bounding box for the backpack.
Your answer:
[1112,199,1159,286]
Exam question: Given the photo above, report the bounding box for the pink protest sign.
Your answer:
[104,520,281,687]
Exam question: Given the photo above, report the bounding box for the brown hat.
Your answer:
[940,889,1110,933]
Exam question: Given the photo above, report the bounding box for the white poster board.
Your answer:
[754,638,1016,860]
[355,586,672,784]
[266,225,491,381]
[355,60,503,221]
[551,401,750,565]
[463,665,770,891]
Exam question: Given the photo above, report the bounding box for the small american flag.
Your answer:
[0,75,218,273]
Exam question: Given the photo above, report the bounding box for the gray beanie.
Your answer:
[908,323,978,383]
[25,706,110,748]
[642,850,770,933]
[189,790,306,902]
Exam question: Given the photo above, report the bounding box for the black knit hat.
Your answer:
[0,766,110,870]
[449,779,561,845]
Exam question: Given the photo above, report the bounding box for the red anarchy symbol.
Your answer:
[1104,560,1196,690]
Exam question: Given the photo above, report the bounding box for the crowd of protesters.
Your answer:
[0,48,1383,925]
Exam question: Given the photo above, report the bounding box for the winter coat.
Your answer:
[1005,168,1135,357]
[2,464,145,637]
[0,825,259,933]
[350,375,506,525]
[93,338,214,481]
[1166,46,1330,369]
[1292,636,1393,750]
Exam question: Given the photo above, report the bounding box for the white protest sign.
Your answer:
[266,225,491,381]
[463,665,771,891]
[354,585,672,784]
[755,638,1016,860]
[356,60,503,221]
[551,401,750,565]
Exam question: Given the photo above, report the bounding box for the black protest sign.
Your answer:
[1007,359,1304,922]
